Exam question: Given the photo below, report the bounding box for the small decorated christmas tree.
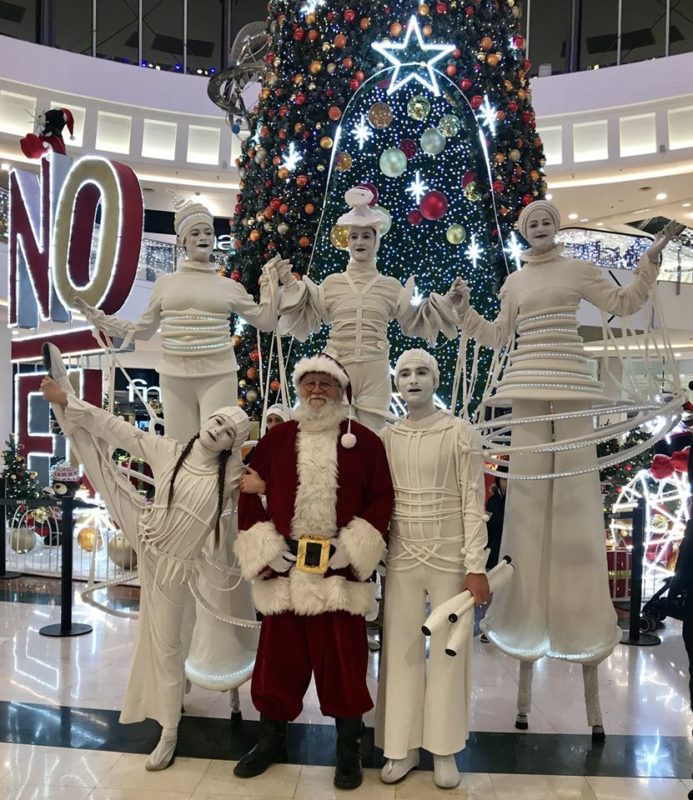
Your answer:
[1,435,44,514]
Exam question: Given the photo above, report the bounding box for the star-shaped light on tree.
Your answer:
[351,114,373,150]
[300,0,325,15]
[465,234,483,270]
[504,231,524,270]
[478,95,498,136]
[371,15,456,97]
[407,171,429,204]
[281,142,302,172]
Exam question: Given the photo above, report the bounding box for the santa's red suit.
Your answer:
[235,405,393,721]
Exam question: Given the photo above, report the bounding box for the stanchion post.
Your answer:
[0,478,21,581]
[622,496,660,647]
[39,494,92,638]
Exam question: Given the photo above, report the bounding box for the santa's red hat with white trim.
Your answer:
[293,352,357,449]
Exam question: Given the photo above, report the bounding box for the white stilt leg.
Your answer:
[230,687,241,715]
[515,660,533,729]
[582,663,605,739]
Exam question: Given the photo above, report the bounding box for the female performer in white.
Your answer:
[40,343,250,770]
[455,201,682,735]
[276,187,461,431]
[376,349,489,789]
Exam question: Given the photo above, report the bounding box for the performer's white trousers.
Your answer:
[481,400,620,664]
[375,564,471,758]
[339,357,392,432]
[160,373,239,442]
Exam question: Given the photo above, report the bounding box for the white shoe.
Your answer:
[145,728,178,771]
[380,749,419,784]
[42,343,73,394]
[433,754,460,789]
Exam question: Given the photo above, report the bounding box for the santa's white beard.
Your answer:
[293,399,348,432]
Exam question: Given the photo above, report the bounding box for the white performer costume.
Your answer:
[376,349,488,790]
[41,344,250,770]
[277,187,460,431]
[74,200,287,698]
[454,201,680,734]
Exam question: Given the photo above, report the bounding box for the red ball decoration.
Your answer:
[358,182,379,205]
[328,106,342,121]
[349,78,361,91]
[419,190,448,221]
[407,209,424,226]
[295,93,306,106]
[250,351,260,363]
[446,64,457,77]
[471,95,484,109]
[435,2,447,12]
[513,35,526,49]
[492,180,504,194]
[462,170,476,187]
[293,28,305,42]
[507,101,518,114]
[247,367,258,380]
[465,5,474,15]
[344,8,356,22]
[230,270,241,281]
[399,139,417,159]
[459,77,473,92]
[521,193,533,206]
[270,379,281,392]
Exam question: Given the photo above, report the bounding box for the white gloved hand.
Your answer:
[328,538,351,570]
[266,550,296,573]
[447,276,470,315]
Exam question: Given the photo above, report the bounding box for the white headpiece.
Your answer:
[517,200,561,241]
[207,406,250,450]
[337,187,389,234]
[264,403,292,423]
[395,348,440,389]
[174,198,214,243]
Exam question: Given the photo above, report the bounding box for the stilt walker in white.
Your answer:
[73,199,289,709]
[376,349,489,789]
[40,343,251,770]
[454,200,683,738]
[276,187,461,431]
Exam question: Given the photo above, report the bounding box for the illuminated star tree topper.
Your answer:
[371,15,456,97]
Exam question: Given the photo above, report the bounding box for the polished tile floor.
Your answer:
[1,576,692,798]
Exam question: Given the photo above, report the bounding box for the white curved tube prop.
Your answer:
[445,559,515,657]
[421,557,513,636]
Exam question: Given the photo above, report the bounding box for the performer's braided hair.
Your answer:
[167,432,232,546]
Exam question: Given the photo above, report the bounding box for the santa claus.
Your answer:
[233,353,394,790]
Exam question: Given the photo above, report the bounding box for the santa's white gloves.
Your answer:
[266,551,296,573]
[328,538,351,570]
[145,727,178,771]
[446,276,470,316]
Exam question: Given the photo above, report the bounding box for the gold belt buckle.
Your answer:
[296,535,331,575]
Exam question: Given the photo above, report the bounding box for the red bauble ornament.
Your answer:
[435,2,447,12]
[462,170,476,187]
[265,52,275,65]
[496,110,505,122]
[295,93,306,106]
[296,174,309,188]
[399,139,417,159]
[230,270,241,281]
[465,5,474,15]
[521,193,533,205]
[459,77,473,92]
[358,182,379,205]
[471,95,484,109]
[299,236,311,248]
[446,64,457,77]
[270,379,281,392]
[343,56,353,69]
[507,101,518,114]
[247,367,258,380]
[250,351,260,363]
[344,8,356,22]
[270,198,281,211]
[453,48,461,58]
[293,28,305,42]
[419,190,448,221]
[349,78,361,91]
[522,110,532,124]
[492,180,504,194]
[328,106,342,121]
[407,209,424,226]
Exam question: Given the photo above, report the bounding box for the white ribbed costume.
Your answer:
[54,395,254,729]
[375,411,487,758]
[461,245,659,664]
[278,259,459,431]
[82,262,278,440]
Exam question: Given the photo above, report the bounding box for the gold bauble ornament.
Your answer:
[309,60,322,75]
[419,3,430,14]
[335,152,353,172]
[77,527,102,552]
[107,533,137,570]
[246,389,259,403]
[446,224,467,245]
[464,182,481,202]
[438,114,461,138]
[509,148,521,162]
[330,225,350,250]
[368,102,393,129]
[320,136,334,149]
[10,526,37,554]
[407,95,431,121]
[231,334,242,347]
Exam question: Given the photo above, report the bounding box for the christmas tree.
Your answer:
[598,428,654,512]
[228,0,545,416]
[1,435,44,514]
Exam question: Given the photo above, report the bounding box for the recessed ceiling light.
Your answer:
[545,193,553,200]
[579,218,589,222]
[0,162,9,171]
[655,192,668,200]
[568,213,578,220]
[675,352,682,358]
[596,222,604,227]
[683,202,691,208]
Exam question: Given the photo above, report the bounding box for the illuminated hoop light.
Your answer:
[52,156,143,314]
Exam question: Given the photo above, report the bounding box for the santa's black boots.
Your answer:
[334,716,364,790]
[233,715,288,778]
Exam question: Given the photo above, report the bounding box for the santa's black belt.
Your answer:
[286,536,335,575]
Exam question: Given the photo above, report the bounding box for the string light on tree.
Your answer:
[406,170,429,204]
[351,114,373,151]
[371,15,456,97]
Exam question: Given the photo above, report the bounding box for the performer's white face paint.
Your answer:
[199,413,236,454]
[347,227,378,263]
[523,210,557,254]
[184,224,215,263]
[396,365,436,409]
[298,372,343,411]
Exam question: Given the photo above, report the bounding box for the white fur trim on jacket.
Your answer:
[252,570,376,617]
[234,521,288,581]
[291,424,339,539]
[337,516,386,581]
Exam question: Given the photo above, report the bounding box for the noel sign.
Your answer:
[8,151,143,329]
